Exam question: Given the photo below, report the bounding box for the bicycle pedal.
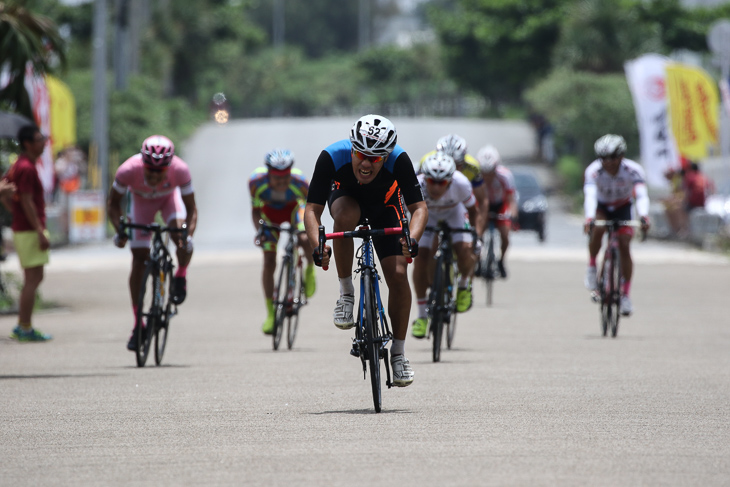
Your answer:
[590,292,600,303]
[350,341,360,357]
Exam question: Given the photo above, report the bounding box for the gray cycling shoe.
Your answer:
[391,354,414,387]
[333,294,355,329]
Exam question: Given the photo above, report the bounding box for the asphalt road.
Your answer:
[2,219,729,486]
[2,119,730,486]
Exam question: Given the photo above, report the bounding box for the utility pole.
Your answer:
[92,0,109,201]
[359,0,370,51]
[113,0,129,90]
[708,20,730,204]
[273,0,285,48]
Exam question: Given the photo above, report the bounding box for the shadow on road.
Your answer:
[309,408,414,415]
[0,373,117,380]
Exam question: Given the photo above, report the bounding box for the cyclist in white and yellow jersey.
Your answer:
[420,134,488,231]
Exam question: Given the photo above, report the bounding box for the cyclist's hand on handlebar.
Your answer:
[640,216,650,242]
[640,216,650,231]
[313,245,331,267]
[400,237,418,259]
[113,232,128,248]
[584,218,594,235]
[473,238,483,256]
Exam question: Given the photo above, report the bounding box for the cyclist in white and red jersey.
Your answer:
[583,134,650,316]
[411,152,479,339]
[107,135,198,350]
[476,145,517,278]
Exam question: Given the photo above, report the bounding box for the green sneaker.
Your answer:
[456,286,472,313]
[262,314,275,335]
[411,317,428,339]
[10,326,52,342]
[304,264,316,298]
[262,299,275,335]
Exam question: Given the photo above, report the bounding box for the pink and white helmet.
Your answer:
[141,135,175,169]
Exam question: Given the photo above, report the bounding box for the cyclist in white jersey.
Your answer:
[411,152,479,338]
[583,134,650,316]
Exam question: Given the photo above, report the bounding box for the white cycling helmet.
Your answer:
[436,134,467,163]
[350,114,397,157]
[594,134,627,158]
[265,148,295,172]
[477,145,501,173]
[421,151,456,182]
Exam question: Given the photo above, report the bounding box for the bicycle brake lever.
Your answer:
[318,225,328,271]
[401,217,413,264]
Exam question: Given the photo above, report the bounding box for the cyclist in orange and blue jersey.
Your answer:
[249,149,316,335]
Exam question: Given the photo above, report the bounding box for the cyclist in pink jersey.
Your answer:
[476,145,517,278]
[107,135,198,350]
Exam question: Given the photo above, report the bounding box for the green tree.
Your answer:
[149,1,266,104]
[524,68,638,164]
[553,0,662,73]
[427,0,570,105]
[248,0,359,58]
[0,1,66,117]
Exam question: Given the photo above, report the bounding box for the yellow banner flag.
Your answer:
[666,64,719,161]
[46,75,76,156]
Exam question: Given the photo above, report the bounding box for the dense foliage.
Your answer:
[7,0,730,167]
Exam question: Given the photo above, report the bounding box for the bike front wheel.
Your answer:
[272,257,289,351]
[609,248,621,338]
[430,255,446,363]
[154,261,173,365]
[135,264,158,367]
[363,271,382,413]
[485,239,496,307]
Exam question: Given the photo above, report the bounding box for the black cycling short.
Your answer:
[596,202,632,221]
[328,185,406,260]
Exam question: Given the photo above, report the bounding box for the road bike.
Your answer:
[425,221,474,362]
[475,212,504,306]
[318,218,414,413]
[256,220,307,351]
[590,219,643,338]
[119,219,187,367]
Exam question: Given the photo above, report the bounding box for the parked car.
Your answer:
[511,167,548,242]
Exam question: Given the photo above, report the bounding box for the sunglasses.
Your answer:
[353,149,384,164]
[144,165,169,173]
[426,178,449,187]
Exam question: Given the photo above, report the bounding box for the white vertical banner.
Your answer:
[23,66,55,197]
[720,77,730,117]
[625,54,680,188]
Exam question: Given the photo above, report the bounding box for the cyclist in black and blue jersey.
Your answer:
[304,114,428,387]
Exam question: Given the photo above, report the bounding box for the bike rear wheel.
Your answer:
[286,260,304,350]
[135,264,157,367]
[154,261,173,365]
[272,257,289,351]
[363,271,382,413]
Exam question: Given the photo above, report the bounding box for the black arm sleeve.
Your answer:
[306,150,336,206]
[393,152,423,205]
